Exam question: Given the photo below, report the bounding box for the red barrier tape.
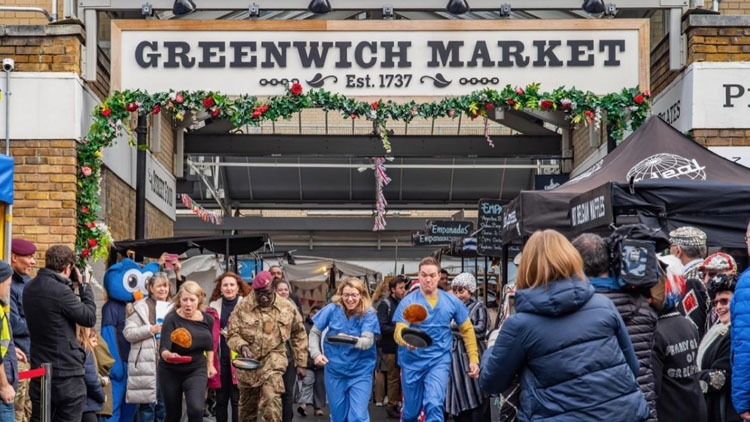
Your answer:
[18,368,46,380]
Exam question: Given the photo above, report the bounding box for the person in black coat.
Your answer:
[377,276,406,419]
[651,255,707,422]
[698,273,740,422]
[573,233,659,422]
[24,245,96,422]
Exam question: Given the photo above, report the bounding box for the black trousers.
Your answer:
[281,361,295,422]
[215,360,239,422]
[158,364,208,422]
[455,400,490,422]
[30,375,85,422]
[81,411,98,422]
[312,367,326,410]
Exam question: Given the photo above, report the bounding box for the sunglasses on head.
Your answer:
[712,298,730,307]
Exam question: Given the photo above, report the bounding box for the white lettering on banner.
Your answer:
[626,154,706,183]
[571,195,606,227]
[145,154,177,221]
[429,224,471,236]
[114,22,645,96]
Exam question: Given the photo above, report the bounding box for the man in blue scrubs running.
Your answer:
[393,257,479,422]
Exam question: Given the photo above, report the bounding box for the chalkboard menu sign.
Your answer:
[478,199,503,257]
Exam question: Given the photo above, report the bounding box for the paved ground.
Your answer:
[204,403,396,421]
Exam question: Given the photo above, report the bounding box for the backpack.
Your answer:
[606,224,670,291]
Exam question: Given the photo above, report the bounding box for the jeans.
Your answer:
[0,400,14,422]
[139,388,166,422]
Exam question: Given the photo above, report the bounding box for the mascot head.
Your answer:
[104,258,162,302]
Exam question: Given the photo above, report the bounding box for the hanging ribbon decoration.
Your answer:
[372,157,392,231]
[180,194,224,225]
[483,117,495,148]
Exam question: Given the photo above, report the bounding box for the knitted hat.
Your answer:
[700,252,737,273]
[669,226,707,247]
[451,272,477,293]
[0,261,12,282]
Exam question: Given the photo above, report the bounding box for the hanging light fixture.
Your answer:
[308,0,331,14]
[172,0,196,15]
[446,0,470,14]
[582,0,606,14]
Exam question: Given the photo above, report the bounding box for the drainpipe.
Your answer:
[713,0,720,12]
[4,67,12,263]
[0,7,53,21]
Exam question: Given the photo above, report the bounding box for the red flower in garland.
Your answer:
[152,104,161,115]
[81,248,91,258]
[634,94,645,105]
[81,166,92,177]
[88,239,98,248]
[584,110,594,117]
[350,113,357,119]
[644,90,651,98]
[211,108,221,117]
[126,103,138,112]
[516,87,525,95]
[203,97,215,108]
[290,83,303,96]
[259,104,269,113]
[252,110,261,119]
[101,108,111,117]
[175,93,185,104]
[87,221,96,229]
[485,103,494,110]
[448,109,455,117]
[371,101,379,110]
[506,98,515,106]
[81,206,89,214]
[539,100,554,110]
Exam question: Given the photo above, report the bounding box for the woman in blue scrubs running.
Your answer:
[308,277,380,422]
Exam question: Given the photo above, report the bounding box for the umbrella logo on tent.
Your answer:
[626,153,706,183]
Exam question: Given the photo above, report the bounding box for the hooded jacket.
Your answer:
[590,277,659,422]
[730,268,750,414]
[122,299,159,404]
[480,278,649,422]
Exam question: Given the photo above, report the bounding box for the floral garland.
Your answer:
[77,82,651,264]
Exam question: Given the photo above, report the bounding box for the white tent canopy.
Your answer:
[283,258,381,284]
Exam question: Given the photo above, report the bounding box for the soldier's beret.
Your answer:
[11,238,36,256]
[252,271,274,290]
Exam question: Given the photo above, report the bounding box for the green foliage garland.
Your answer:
[76,82,651,264]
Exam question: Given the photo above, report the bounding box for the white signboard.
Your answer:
[708,147,750,169]
[112,20,648,97]
[146,153,176,221]
[652,62,750,131]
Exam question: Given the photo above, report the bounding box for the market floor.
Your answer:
[204,403,395,421]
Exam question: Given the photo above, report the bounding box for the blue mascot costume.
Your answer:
[102,259,161,422]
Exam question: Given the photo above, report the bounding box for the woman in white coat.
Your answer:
[123,272,172,422]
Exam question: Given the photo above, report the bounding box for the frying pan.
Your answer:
[327,334,358,345]
[402,327,433,348]
[164,356,193,364]
[232,357,261,371]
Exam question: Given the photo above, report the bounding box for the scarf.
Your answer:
[697,321,729,370]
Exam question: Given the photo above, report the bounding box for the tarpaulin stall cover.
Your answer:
[503,116,750,244]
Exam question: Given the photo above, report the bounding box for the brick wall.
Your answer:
[0,139,77,262]
[691,129,750,146]
[0,25,83,73]
[0,1,64,26]
[720,1,750,14]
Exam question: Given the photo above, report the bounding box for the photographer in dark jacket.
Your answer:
[573,233,658,422]
[377,276,405,419]
[24,245,96,422]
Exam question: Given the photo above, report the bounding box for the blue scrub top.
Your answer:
[313,303,380,378]
[393,289,469,369]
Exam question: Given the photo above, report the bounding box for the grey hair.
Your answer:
[679,244,707,260]
[572,233,610,278]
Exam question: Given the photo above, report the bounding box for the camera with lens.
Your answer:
[2,59,14,72]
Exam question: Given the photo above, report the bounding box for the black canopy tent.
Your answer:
[502,116,750,243]
[111,234,268,271]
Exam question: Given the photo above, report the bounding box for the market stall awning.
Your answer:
[113,234,268,259]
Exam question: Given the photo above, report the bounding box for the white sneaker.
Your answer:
[375,402,384,407]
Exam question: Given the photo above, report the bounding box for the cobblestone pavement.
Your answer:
[204,403,395,421]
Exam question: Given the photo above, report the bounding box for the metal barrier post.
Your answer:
[41,363,51,422]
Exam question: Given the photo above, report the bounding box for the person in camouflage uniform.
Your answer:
[226,271,307,422]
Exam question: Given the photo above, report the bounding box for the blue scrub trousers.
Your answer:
[324,372,372,422]
[401,362,451,422]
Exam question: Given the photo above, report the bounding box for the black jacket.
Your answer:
[678,277,710,339]
[377,296,399,354]
[700,327,740,422]
[24,268,96,377]
[652,311,707,422]
[10,271,30,356]
[601,290,659,422]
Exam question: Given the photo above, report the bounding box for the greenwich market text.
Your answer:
[134,39,626,89]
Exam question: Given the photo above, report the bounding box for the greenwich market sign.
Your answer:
[112,20,649,96]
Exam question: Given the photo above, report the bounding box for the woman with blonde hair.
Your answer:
[123,272,172,422]
[308,277,380,422]
[480,229,649,422]
[158,281,216,422]
[79,326,106,422]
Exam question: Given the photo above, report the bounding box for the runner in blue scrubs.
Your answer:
[393,257,480,422]
[308,277,380,422]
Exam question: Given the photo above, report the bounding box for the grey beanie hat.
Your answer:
[0,261,12,282]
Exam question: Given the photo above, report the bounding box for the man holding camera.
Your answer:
[23,245,96,422]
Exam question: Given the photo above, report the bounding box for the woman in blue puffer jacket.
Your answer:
[479,229,649,422]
